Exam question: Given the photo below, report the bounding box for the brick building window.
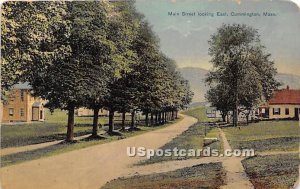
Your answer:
[9,108,14,116]
[273,108,280,115]
[21,90,25,101]
[20,108,25,117]
[285,108,289,115]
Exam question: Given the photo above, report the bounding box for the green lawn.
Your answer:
[1,123,92,148]
[223,120,300,152]
[1,109,135,148]
[139,107,222,165]
[182,106,220,122]
[45,109,109,125]
[102,162,225,189]
[205,128,223,153]
[1,109,99,148]
[139,122,206,165]
[242,154,299,189]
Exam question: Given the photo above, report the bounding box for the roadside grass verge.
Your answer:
[242,154,299,189]
[139,122,222,165]
[229,137,299,152]
[182,106,220,122]
[1,123,92,148]
[2,109,131,148]
[204,128,223,153]
[223,120,299,152]
[101,162,225,189]
[137,106,222,165]
[138,123,205,165]
[1,118,182,167]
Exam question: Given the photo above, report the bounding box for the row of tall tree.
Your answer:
[205,24,280,126]
[1,1,193,141]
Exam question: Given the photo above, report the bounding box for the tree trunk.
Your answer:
[171,111,174,120]
[131,110,135,129]
[222,113,226,122]
[66,104,75,142]
[92,108,100,137]
[164,111,167,123]
[155,113,158,125]
[246,113,249,125]
[145,111,149,126]
[150,113,154,126]
[108,110,114,133]
[175,110,178,119]
[233,106,238,127]
[157,112,160,124]
[121,112,126,131]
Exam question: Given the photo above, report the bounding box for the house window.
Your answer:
[273,108,280,115]
[9,93,15,102]
[20,108,24,117]
[9,108,14,116]
[285,108,289,115]
[21,90,25,101]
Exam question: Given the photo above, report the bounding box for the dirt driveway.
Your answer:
[0,114,197,189]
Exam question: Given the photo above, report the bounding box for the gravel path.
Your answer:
[0,114,197,189]
[218,128,254,189]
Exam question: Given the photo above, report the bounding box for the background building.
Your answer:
[1,82,45,123]
[258,86,300,120]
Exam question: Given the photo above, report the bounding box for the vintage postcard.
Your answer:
[0,0,299,188]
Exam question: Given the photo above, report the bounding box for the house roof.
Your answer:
[13,82,31,90]
[268,86,300,105]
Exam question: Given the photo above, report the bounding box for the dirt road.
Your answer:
[0,114,197,189]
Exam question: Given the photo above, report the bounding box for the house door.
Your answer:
[32,107,39,121]
[295,108,299,120]
[265,108,269,118]
[40,110,43,120]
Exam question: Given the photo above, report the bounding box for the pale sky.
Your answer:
[135,0,300,76]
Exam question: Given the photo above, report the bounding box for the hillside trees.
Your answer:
[206,24,279,126]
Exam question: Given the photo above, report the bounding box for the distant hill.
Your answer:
[178,67,300,103]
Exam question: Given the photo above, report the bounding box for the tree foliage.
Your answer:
[2,1,194,140]
[206,24,280,126]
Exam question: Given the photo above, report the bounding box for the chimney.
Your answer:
[287,85,290,90]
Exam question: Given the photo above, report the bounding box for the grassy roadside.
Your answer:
[182,106,220,122]
[102,162,225,189]
[139,107,221,165]
[1,117,183,167]
[138,122,205,165]
[102,107,226,189]
[223,120,299,152]
[1,109,105,148]
[242,154,299,189]
[1,124,92,148]
[223,120,299,188]
[1,109,138,148]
